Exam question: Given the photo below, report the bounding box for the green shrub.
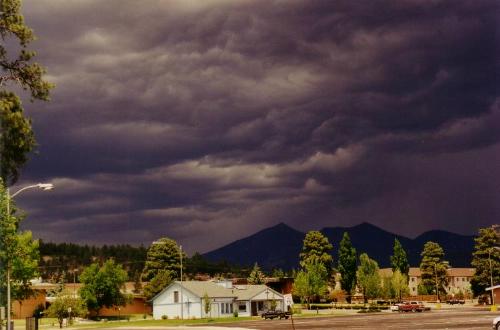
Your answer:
[161,315,168,320]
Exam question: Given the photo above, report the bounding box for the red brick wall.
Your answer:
[13,293,47,319]
[98,297,151,316]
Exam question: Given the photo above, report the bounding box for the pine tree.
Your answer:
[419,241,449,300]
[142,237,182,281]
[390,238,409,277]
[337,232,357,303]
[470,227,500,298]
[299,231,333,275]
[0,0,54,184]
[247,263,265,284]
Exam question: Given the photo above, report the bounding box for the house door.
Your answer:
[251,301,258,316]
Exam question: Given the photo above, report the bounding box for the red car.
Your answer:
[398,301,425,312]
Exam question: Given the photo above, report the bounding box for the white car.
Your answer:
[493,315,500,330]
[390,303,404,312]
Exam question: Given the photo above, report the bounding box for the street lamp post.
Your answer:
[4,183,53,330]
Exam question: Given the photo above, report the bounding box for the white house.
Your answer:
[151,280,284,319]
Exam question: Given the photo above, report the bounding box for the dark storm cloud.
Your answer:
[12,0,499,252]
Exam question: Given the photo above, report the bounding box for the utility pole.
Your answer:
[434,262,439,302]
[180,245,183,320]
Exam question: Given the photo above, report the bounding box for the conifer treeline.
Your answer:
[39,241,147,281]
[38,242,248,282]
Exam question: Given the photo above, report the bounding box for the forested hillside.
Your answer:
[39,241,147,282]
[38,242,248,282]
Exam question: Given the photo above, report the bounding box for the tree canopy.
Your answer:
[47,291,87,328]
[0,181,39,306]
[0,0,53,100]
[142,237,182,282]
[337,232,357,303]
[143,269,174,301]
[247,262,266,284]
[299,230,333,275]
[419,241,449,299]
[293,262,328,308]
[390,238,409,277]
[470,227,500,297]
[356,253,381,303]
[79,259,129,314]
[0,0,53,185]
[391,269,409,301]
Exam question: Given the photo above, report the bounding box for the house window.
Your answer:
[411,277,415,282]
[221,303,232,314]
[174,291,179,303]
[239,302,247,312]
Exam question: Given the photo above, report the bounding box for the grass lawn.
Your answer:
[11,315,256,329]
[9,310,355,329]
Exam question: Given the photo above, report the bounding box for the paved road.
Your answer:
[197,309,496,329]
[103,308,497,330]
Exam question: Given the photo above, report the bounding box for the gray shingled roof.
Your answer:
[169,281,282,301]
[177,281,237,298]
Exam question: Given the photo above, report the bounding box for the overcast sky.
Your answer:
[12,0,499,253]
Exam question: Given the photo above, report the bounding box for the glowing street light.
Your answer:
[5,183,54,330]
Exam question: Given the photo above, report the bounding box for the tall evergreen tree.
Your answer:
[142,237,182,281]
[390,238,409,277]
[247,263,265,284]
[419,241,449,300]
[299,230,333,275]
[0,0,53,185]
[337,232,357,303]
[470,227,500,299]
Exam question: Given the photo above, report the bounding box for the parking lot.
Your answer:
[199,308,496,329]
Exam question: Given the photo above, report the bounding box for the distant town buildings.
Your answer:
[380,267,475,297]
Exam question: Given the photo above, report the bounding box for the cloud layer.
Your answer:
[12,0,500,253]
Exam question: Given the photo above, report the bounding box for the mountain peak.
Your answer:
[204,222,474,269]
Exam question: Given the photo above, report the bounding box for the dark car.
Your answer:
[261,310,291,320]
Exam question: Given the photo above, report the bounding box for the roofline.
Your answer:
[486,284,500,291]
[150,281,239,302]
[243,286,284,301]
[150,281,201,302]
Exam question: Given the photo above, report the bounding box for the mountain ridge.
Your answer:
[203,222,475,270]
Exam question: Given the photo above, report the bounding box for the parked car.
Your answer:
[398,301,427,312]
[446,299,465,305]
[390,303,404,312]
[492,315,500,330]
[261,310,291,320]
